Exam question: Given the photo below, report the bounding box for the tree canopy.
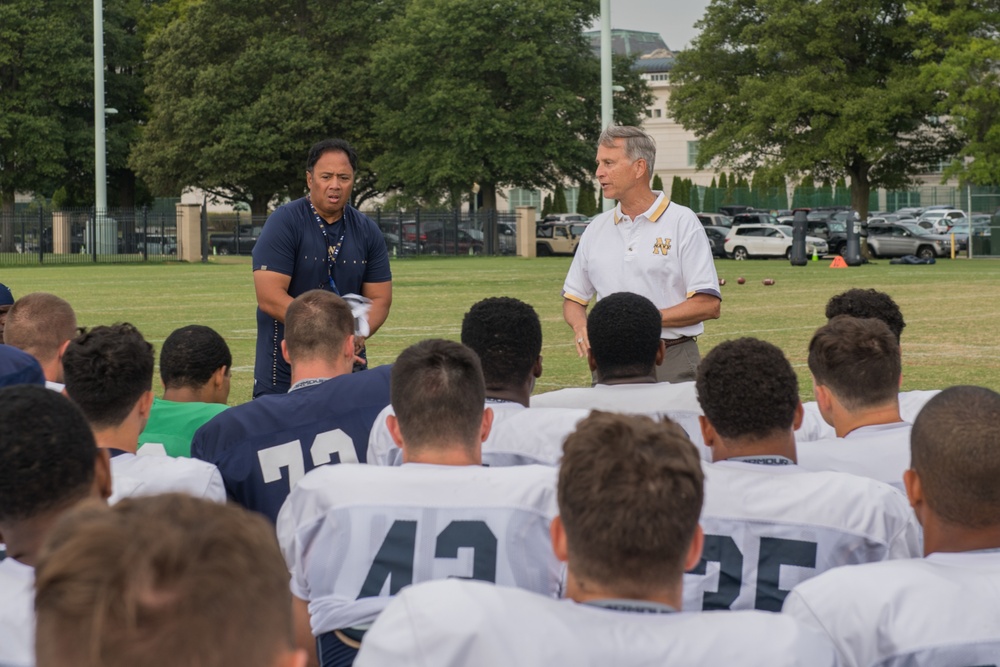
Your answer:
[368,0,651,210]
[669,0,961,218]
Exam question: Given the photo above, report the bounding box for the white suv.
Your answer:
[724,224,828,260]
[918,209,966,233]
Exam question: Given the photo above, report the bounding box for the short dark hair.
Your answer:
[808,316,900,410]
[559,412,703,595]
[912,386,1000,529]
[35,495,296,667]
[284,290,355,361]
[63,324,154,429]
[460,297,541,388]
[306,138,358,173]
[390,339,485,451]
[159,325,232,390]
[696,337,800,441]
[0,385,97,523]
[3,292,77,364]
[588,292,662,380]
[825,289,905,342]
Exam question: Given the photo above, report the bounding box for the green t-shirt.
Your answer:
[138,398,229,458]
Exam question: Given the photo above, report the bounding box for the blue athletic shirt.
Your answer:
[190,365,392,523]
[252,197,391,394]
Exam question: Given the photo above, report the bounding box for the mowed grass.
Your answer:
[3,254,999,404]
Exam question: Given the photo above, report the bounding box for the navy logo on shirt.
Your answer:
[653,238,672,255]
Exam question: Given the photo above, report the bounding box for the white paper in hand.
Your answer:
[342,293,372,337]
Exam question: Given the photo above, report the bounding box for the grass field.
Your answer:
[3,255,999,404]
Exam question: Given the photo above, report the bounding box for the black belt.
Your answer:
[662,335,697,349]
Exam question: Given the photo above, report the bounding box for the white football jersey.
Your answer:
[368,404,590,467]
[366,401,524,466]
[784,550,1000,667]
[795,422,912,491]
[797,390,939,443]
[0,557,34,667]
[109,452,226,504]
[683,460,921,612]
[530,382,709,458]
[276,463,561,635]
[356,579,839,667]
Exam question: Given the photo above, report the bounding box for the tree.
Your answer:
[670,176,683,205]
[368,0,651,211]
[132,0,400,215]
[541,194,553,218]
[913,0,1000,184]
[577,180,598,216]
[669,0,961,220]
[652,174,664,191]
[552,184,569,213]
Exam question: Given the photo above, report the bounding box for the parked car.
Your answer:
[917,209,966,233]
[703,225,728,258]
[732,212,781,227]
[697,213,733,228]
[381,231,419,256]
[422,226,484,255]
[893,207,925,218]
[724,224,828,260]
[868,214,918,226]
[866,222,953,259]
[540,213,589,224]
[536,222,587,256]
[718,205,752,217]
[806,220,848,256]
[209,225,261,255]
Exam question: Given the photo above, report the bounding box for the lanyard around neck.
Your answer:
[307,200,346,294]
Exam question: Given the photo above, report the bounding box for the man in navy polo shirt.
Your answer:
[252,139,392,397]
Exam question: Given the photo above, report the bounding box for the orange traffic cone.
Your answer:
[829,256,848,269]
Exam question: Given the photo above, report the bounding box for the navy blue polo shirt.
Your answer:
[252,198,391,394]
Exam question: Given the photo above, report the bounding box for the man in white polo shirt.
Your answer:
[562,125,721,382]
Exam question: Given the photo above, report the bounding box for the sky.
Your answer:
[588,0,712,51]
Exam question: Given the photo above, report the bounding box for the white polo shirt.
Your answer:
[562,192,720,339]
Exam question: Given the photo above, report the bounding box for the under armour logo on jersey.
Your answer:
[653,238,672,255]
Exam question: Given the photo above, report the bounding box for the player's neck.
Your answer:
[596,370,657,385]
[0,502,80,568]
[402,443,482,466]
[833,400,902,438]
[163,385,216,404]
[922,519,1000,557]
[712,431,798,463]
[565,569,681,609]
[618,188,657,220]
[485,387,530,408]
[290,358,352,385]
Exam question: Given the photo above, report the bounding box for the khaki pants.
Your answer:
[655,338,701,383]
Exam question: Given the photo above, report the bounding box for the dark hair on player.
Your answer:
[391,339,485,451]
[825,288,905,342]
[159,325,232,390]
[63,323,154,430]
[808,316,900,410]
[0,385,97,523]
[696,337,799,441]
[284,290,355,362]
[588,292,662,380]
[3,292,77,365]
[306,138,358,173]
[35,494,296,667]
[460,297,541,389]
[559,412,703,595]
[911,386,1000,529]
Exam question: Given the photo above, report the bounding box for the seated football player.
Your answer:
[33,494,306,667]
[278,339,562,667]
[797,288,938,442]
[0,344,46,389]
[0,386,112,667]
[530,292,706,456]
[685,337,921,612]
[368,296,587,467]
[784,386,1000,665]
[355,412,838,667]
[2,292,78,392]
[137,324,232,457]
[795,316,913,490]
[63,324,225,503]
[192,290,390,522]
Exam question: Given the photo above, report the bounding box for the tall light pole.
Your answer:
[94,0,107,215]
[600,0,614,211]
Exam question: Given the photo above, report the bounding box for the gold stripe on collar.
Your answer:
[649,197,670,222]
[614,210,622,225]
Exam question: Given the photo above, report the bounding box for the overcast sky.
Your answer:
[588,0,711,51]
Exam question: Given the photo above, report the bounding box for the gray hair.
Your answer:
[598,126,656,180]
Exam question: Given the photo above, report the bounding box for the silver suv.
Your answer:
[867,223,953,259]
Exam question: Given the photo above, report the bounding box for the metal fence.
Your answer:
[367,208,518,257]
[0,208,178,266]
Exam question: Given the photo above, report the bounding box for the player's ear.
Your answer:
[532,355,543,379]
[904,468,924,517]
[480,407,494,443]
[699,415,717,450]
[343,334,356,360]
[212,365,228,388]
[93,448,113,501]
[550,516,569,563]
[684,524,705,571]
[139,389,154,418]
[587,349,597,373]
[792,400,804,431]
[281,339,291,364]
[655,339,666,367]
[386,414,404,447]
